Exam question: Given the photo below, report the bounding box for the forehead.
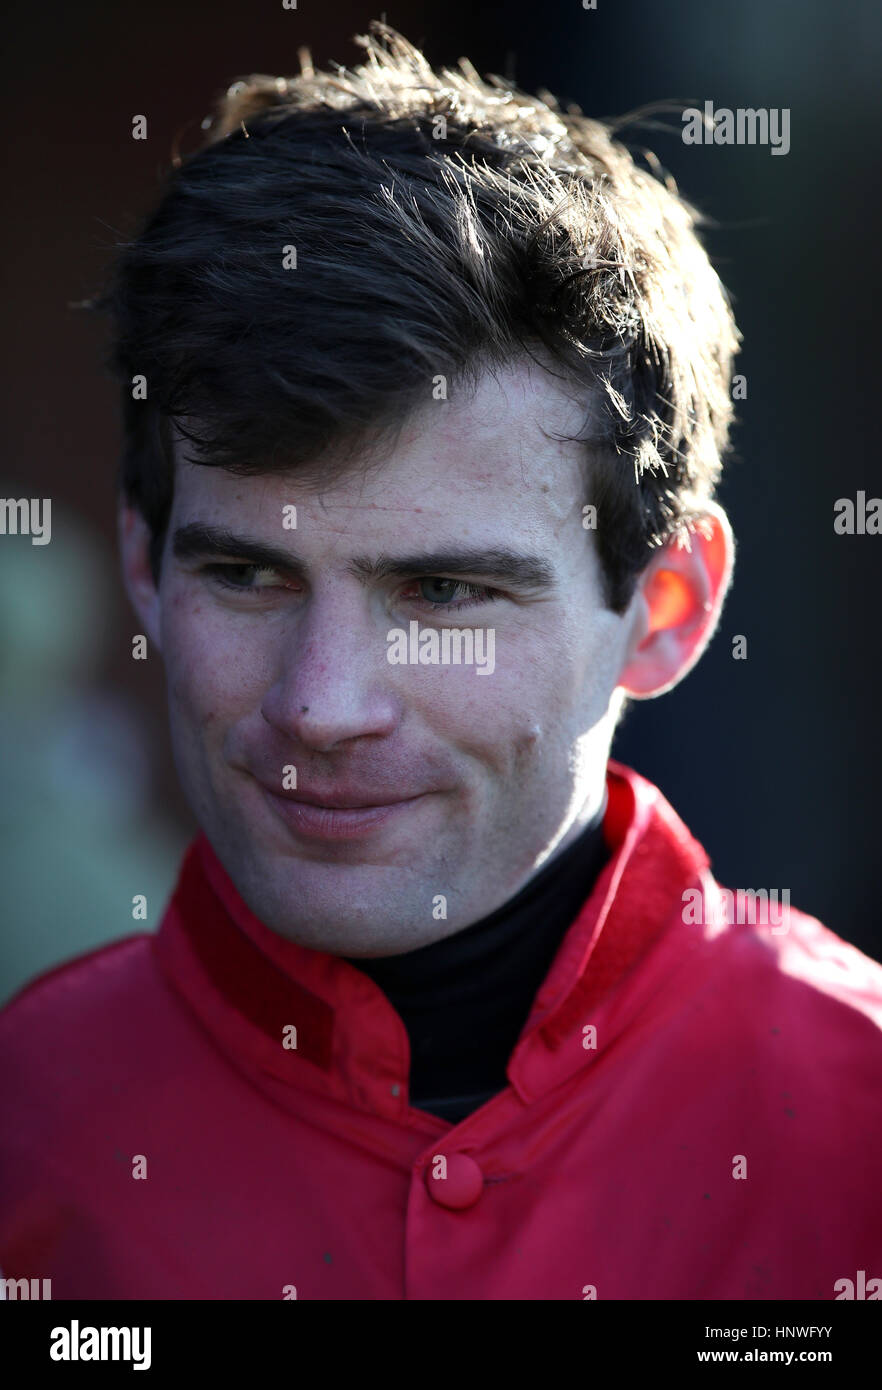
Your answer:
[170,358,594,536]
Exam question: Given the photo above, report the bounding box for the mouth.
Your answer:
[256,782,431,841]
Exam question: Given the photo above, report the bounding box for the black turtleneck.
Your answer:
[344,795,610,1124]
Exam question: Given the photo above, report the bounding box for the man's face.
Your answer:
[150,361,637,955]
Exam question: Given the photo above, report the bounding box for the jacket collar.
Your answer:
[152,761,709,1120]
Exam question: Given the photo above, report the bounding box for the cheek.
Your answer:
[419,661,549,776]
[437,618,617,771]
[162,598,269,727]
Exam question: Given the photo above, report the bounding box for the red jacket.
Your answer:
[2,761,881,1300]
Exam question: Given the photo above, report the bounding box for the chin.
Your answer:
[236,854,425,945]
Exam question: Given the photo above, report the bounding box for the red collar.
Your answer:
[153,761,709,1117]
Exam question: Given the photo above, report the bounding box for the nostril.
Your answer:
[300,706,309,714]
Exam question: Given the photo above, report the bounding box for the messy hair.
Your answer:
[93,20,740,612]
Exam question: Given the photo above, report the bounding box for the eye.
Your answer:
[405,577,500,611]
[202,563,291,592]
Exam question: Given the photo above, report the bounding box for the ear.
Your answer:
[617,501,734,698]
[118,498,163,652]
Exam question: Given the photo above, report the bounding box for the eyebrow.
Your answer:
[171,523,556,592]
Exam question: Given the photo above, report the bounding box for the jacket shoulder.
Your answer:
[695,886,882,1044]
[756,902,882,1016]
[0,934,154,1041]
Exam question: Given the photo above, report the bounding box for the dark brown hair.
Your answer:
[94,20,740,612]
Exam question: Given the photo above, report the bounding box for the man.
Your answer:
[1,22,880,1301]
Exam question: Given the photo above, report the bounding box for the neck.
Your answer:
[343,793,610,1123]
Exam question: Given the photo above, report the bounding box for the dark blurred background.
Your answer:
[2,0,880,1001]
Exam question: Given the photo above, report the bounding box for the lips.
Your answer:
[257,783,425,810]
[255,778,431,843]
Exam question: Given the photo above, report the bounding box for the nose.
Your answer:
[260,589,402,752]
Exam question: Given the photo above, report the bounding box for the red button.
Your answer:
[425,1153,484,1209]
